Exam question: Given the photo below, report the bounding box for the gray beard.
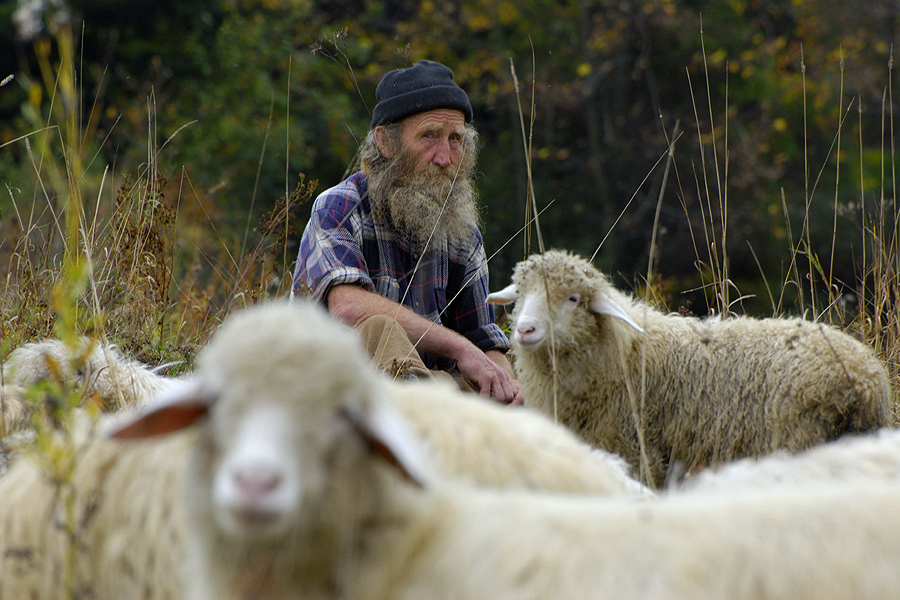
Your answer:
[366,150,480,250]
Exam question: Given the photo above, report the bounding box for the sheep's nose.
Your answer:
[517,323,536,335]
[514,320,544,347]
[234,469,282,500]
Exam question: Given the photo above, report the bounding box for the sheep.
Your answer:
[0,401,641,600]
[0,384,29,477]
[98,300,900,600]
[0,383,28,435]
[0,301,650,598]
[0,409,193,600]
[384,377,650,496]
[1,333,648,497]
[487,249,894,488]
[0,337,181,475]
[676,427,900,493]
[3,337,180,419]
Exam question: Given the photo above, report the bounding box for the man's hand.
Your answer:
[456,348,523,405]
[328,284,522,405]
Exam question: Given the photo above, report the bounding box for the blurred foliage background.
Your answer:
[1,0,899,318]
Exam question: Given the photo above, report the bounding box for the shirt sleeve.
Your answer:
[448,230,512,355]
[293,180,374,303]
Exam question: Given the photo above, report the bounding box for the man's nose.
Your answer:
[432,139,452,168]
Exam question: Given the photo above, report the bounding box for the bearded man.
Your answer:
[293,59,521,405]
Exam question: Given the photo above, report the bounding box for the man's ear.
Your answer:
[374,126,394,159]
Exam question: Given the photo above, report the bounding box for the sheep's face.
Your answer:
[179,301,430,547]
[488,250,643,353]
[197,351,383,546]
[113,302,431,551]
[207,400,304,540]
[503,252,598,350]
[510,287,585,350]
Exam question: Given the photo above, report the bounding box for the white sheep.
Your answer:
[385,377,649,495]
[1,333,647,497]
[0,384,30,477]
[676,427,900,493]
[0,302,650,599]
[3,337,179,418]
[0,410,192,600]
[99,301,900,600]
[487,249,895,488]
[0,383,28,435]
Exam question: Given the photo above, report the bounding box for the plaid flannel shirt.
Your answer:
[293,172,510,370]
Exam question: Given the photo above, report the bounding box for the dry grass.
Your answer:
[0,24,317,597]
[510,36,900,488]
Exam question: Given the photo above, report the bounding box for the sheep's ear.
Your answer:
[487,283,518,305]
[107,379,216,440]
[340,397,430,489]
[589,290,645,333]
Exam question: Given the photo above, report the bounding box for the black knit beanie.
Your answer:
[371,60,473,128]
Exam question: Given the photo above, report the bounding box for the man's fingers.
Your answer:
[477,375,493,397]
[489,372,519,405]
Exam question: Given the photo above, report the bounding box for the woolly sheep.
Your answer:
[386,377,649,495]
[0,383,28,435]
[1,333,647,497]
[3,337,179,417]
[487,249,894,488]
[676,427,900,493]
[0,410,192,600]
[105,301,900,600]
[0,302,649,599]
[0,395,644,600]
[0,338,181,474]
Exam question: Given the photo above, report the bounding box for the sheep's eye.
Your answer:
[567,294,580,304]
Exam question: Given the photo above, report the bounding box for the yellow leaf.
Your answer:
[469,13,492,32]
[29,82,42,108]
[498,1,519,24]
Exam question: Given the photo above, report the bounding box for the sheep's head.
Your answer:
[488,250,642,351]
[109,301,429,544]
[5,337,104,390]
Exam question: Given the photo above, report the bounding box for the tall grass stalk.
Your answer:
[665,33,900,457]
[510,56,560,422]
[677,17,733,316]
[16,20,94,599]
[855,50,900,405]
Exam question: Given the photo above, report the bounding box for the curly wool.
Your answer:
[2,335,646,498]
[491,250,894,488]
[676,426,900,493]
[4,338,179,416]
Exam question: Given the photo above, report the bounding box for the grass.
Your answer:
[511,34,900,487]
[0,25,314,597]
[677,42,900,403]
[1,45,313,362]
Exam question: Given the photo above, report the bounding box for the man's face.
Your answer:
[393,108,467,169]
[367,108,479,249]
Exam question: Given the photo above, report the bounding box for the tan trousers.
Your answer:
[356,314,473,392]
